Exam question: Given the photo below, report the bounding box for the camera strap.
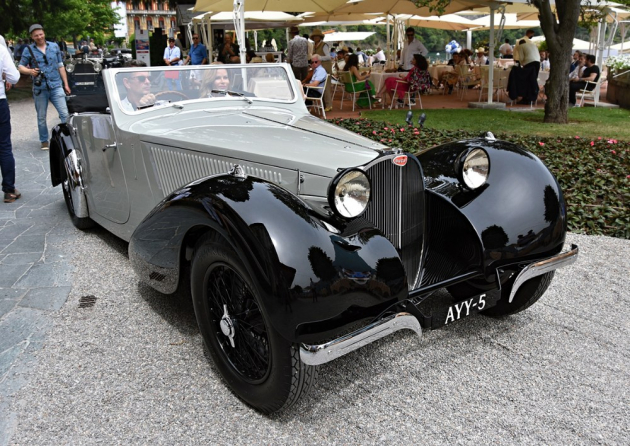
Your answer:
[26,44,50,90]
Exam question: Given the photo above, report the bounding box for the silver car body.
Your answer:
[75,64,384,240]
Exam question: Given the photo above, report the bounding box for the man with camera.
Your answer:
[18,24,71,150]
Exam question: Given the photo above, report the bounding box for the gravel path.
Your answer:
[8,230,629,444]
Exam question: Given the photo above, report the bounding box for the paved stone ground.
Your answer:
[0,99,628,445]
[0,98,78,445]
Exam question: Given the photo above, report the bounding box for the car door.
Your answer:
[74,114,130,224]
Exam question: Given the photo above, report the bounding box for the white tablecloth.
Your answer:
[428,65,453,82]
[247,78,291,100]
[538,70,550,85]
[369,71,401,92]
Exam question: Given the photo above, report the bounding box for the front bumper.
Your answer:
[509,244,579,303]
[299,313,422,366]
[299,244,579,367]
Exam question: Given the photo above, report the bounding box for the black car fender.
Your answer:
[50,123,74,187]
[129,174,408,343]
[418,138,567,281]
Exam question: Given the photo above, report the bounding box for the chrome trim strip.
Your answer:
[509,244,579,303]
[299,313,421,366]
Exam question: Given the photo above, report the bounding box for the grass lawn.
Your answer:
[362,108,630,141]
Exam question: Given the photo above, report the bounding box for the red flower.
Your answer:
[590,141,595,146]
[575,136,580,139]
[539,142,545,146]
[400,128,405,132]
[611,150,616,154]
[372,130,377,135]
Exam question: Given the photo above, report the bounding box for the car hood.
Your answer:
[130,107,386,177]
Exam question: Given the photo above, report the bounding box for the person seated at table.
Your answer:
[441,53,467,94]
[499,39,513,59]
[569,53,600,107]
[373,47,386,65]
[303,54,327,105]
[570,51,582,73]
[333,49,347,73]
[376,54,431,106]
[474,48,488,66]
[265,53,275,63]
[540,50,550,71]
[460,49,474,67]
[344,53,375,107]
[199,68,231,97]
[569,52,585,80]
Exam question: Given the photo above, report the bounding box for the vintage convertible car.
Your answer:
[50,63,578,413]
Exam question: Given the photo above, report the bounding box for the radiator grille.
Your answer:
[149,146,284,197]
[363,157,425,290]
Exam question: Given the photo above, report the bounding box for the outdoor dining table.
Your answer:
[368,71,401,93]
[428,65,453,84]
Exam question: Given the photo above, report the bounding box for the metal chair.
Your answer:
[339,71,372,111]
[389,79,423,110]
[457,65,479,101]
[578,75,606,107]
[304,75,328,119]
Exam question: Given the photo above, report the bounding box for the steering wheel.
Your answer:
[154,90,190,102]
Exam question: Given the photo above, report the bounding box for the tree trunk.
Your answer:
[532,0,582,124]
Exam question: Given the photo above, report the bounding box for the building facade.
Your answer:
[125,1,177,36]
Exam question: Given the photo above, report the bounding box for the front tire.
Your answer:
[62,180,94,230]
[191,233,317,413]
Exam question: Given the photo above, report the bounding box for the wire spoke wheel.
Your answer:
[205,263,270,383]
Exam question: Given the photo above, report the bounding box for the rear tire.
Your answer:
[62,180,95,230]
[191,233,317,413]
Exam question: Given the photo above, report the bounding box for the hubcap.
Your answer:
[219,304,236,348]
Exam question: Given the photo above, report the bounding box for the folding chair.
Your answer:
[304,75,328,119]
[389,79,423,110]
[339,71,372,112]
[578,76,606,107]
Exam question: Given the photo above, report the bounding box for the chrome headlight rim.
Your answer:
[328,168,371,219]
[455,147,490,190]
[65,63,75,73]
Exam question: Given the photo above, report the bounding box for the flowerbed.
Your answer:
[331,118,630,239]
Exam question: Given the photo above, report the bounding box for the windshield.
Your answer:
[114,65,295,112]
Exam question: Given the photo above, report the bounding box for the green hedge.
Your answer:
[330,118,630,239]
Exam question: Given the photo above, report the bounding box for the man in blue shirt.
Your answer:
[303,54,327,105]
[185,34,208,65]
[18,24,71,150]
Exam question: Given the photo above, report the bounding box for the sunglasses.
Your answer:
[406,34,414,37]
[193,37,199,39]
[131,75,150,82]
[311,60,320,64]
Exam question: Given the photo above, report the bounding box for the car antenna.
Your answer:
[418,112,426,128]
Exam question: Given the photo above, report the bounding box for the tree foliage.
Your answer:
[1,0,118,43]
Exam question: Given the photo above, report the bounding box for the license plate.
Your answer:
[75,82,95,86]
[443,290,501,326]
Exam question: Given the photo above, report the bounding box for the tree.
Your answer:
[0,0,118,44]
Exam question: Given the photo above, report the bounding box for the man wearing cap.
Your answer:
[401,27,428,71]
[287,27,308,81]
[0,39,21,202]
[310,29,333,111]
[18,24,71,150]
[474,48,488,66]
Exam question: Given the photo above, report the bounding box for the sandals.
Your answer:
[4,189,21,203]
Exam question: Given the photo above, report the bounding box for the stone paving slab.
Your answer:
[0,98,78,446]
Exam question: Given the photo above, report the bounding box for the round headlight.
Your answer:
[93,61,102,73]
[461,148,490,189]
[65,63,74,73]
[330,170,370,218]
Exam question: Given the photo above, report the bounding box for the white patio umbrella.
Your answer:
[469,13,540,31]
[323,32,376,42]
[531,35,593,51]
[194,0,349,13]
[398,13,477,31]
[330,0,486,16]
